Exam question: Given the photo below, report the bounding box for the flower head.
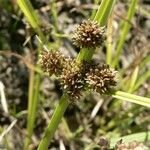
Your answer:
[39,50,65,76]
[72,19,105,48]
[86,64,117,94]
[60,60,84,100]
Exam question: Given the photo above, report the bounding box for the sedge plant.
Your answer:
[16,0,150,149]
[37,0,117,149]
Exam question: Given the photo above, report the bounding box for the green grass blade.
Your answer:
[94,0,116,26]
[24,74,41,149]
[50,0,58,32]
[133,70,150,91]
[91,0,99,20]
[24,70,34,149]
[112,0,138,67]
[128,66,139,93]
[140,55,150,69]
[112,91,150,107]
[17,1,45,148]
[96,0,116,26]
[17,0,40,29]
[106,15,113,64]
[17,0,45,42]
[110,131,150,149]
[94,0,108,23]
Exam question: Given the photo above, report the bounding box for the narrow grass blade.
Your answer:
[0,119,17,142]
[140,55,150,69]
[17,0,45,42]
[128,66,139,93]
[17,0,40,29]
[112,0,138,67]
[95,0,116,26]
[110,131,150,149]
[112,91,150,107]
[17,1,46,149]
[50,0,58,32]
[106,14,113,65]
[91,0,99,19]
[94,0,108,22]
[133,70,150,91]
[24,70,34,149]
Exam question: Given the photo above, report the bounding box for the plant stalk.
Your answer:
[76,48,94,63]
[37,94,69,150]
[94,0,116,26]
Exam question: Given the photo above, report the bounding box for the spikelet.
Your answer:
[39,50,65,76]
[86,64,117,94]
[72,19,105,48]
[60,60,84,100]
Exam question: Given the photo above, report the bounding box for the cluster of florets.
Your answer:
[60,60,84,100]
[39,50,65,76]
[39,19,116,101]
[86,64,117,94]
[72,19,105,48]
[39,50,117,101]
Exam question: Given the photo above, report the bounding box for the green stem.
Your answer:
[94,0,116,26]
[76,48,94,62]
[133,70,150,91]
[94,0,108,23]
[24,74,41,149]
[91,0,99,20]
[37,94,69,150]
[128,66,139,93]
[112,91,150,107]
[106,15,113,65]
[17,0,46,43]
[140,55,150,69]
[51,0,58,32]
[18,0,44,147]
[24,70,34,150]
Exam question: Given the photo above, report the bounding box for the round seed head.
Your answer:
[86,64,117,94]
[39,50,65,76]
[72,19,105,48]
[60,60,84,101]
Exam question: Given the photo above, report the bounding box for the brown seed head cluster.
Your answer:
[60,61,84,100]
[39,51,117,101]
[86,64,117,94]
[59,60,96,100]
[72,19,105,48]
[39,50,65,76]
[60,61,117,100]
